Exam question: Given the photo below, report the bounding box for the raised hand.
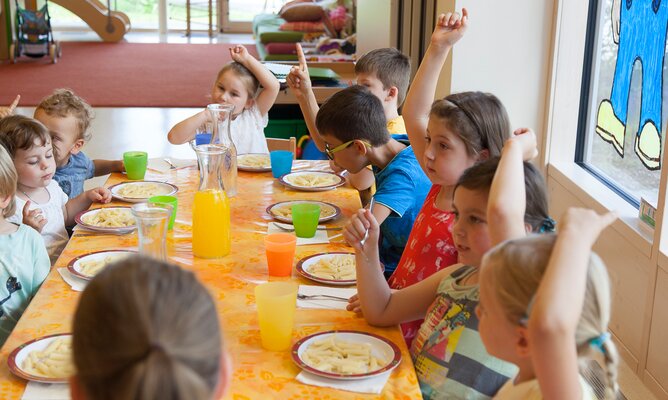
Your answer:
[22,201,47,233]
[0,95,20,119]
[229,44,251,64]
[286,44,312,98]
[86,187,112,204]
[511,127,539,161]
[431,8,469,48]
[560,208,617,246]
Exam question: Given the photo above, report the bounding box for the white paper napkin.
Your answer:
[296,370,392,394]
[147,158,196,173]
[297,285,356,310]
[21,381,70,400]
[267,223,329,245]
[57,268,87,292]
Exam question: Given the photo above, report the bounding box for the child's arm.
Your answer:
[0,95,20,119]
[93,159,125,176]
[348,169,375,191]
[529,208,616,400]
[403,9,468,173]
[287,44,325,151]
[167,109,209,144]
[487,128,538,245]
[63,187,112,226]
[229,45,280,117]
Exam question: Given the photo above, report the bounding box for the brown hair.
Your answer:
[36,89,94,141]
[316,85,389,146]
[216,62,260,99]
[430,92,511,158]
[0,115,51,158]
[355,48,411,106]
[0,145,17,218]
[73,256,223,400]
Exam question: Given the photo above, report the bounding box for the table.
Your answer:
[0,160,422,399]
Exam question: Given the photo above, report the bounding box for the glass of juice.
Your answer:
[264,233,296,277]
[123,151,148,180]
[255,282,298,351]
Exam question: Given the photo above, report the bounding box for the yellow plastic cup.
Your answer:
[265,233,296,277]
[255,282,298,351]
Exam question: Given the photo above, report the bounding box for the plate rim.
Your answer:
[296,252,356,285]
[67,249,139,281]
[266,200,341,223]
[291,330,402,380]
[278,170,345,192]
[7,333,73,383]
[74,206,136,233]
[237,153,271,172]
[108,180,178,202]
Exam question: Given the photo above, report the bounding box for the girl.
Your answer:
[0,115,111,263]
[168,45,280,154]
[0,144,50,346]
[343,129,552,399]
[478,208,618,399]
[71,256,231,400]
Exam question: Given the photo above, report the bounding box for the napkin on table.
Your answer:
[21,381,70,400]
[57,268,87,292]
[147,158,196,173]
[296,370,392,394]
[267,222,330,245]
[297,285,356,310]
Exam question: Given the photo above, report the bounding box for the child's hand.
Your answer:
[0,95,20,119]
[86,187,112,204]
[22,201,47,233]
[560,208,617,245]
[229,45,251,64]
[431,8,469,48]
[346,293,364,316]
[343,208,380,253]
[510,128,539,161]
[287,44,312,99]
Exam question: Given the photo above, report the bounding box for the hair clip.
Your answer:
[538,217,556,233]
[589,332,611,353]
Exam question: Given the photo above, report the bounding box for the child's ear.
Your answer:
[353,140,369,155]
[0,195,10,210]
[477,148,490,161]
[385,86,399,103]
[213,351,233,399]
[70,139,85,155]
[515,326,531,358]
[244,97,255,110]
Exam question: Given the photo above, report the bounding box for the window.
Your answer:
[577,0,668,207]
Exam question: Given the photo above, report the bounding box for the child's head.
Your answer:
[315,85,389,173]
[0,115,55,191]
[71,256,228,400]
[451,157,549,266]
[478,234,618,395]
[425,92,511,186]
[0,145,18,219]
[212,62,260,116]
[34,89,94,167]
[355,48,411,109]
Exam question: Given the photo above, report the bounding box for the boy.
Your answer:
[316,85,431,276]
[34,89,124,198]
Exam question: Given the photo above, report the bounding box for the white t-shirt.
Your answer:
[8,180,69,265]
[231,104,269,155]
[495,375,597,400]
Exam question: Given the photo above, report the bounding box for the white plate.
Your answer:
[108,181,178,203]
[266,200,341,223]
[8,333,73,383]
[291,331,401,380]
[74,207,135,234]
[238,153,271,172]
[67,250,138,280]
[296,252,356,286]
[278,171,344,192]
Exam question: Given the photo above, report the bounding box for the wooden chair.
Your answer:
[266,137,297,159]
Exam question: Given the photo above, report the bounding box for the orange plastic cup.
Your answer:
[265,233,297,277]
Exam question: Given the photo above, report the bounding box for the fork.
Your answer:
[360,196,375,246]
[297,293,349,302]
[163,158,177,170]
[272,223,342,232]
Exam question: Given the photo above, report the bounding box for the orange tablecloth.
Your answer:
[0,161,422,399]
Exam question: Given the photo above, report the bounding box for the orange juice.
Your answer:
[192,189,230,258]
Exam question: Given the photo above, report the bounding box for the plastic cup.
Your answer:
[270,150,293,178]
[131,202,172,261]
[149,195,178,230]
[123,151,148,180]
[264,233,296,277]
[255,282,298,351]
[291,203,321,238]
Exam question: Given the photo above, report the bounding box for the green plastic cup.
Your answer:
[149,195,178,230]
[123,151,148,180]
[291,203,321,238]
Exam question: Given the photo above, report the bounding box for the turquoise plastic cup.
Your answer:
[149,195,178,230]
[291,203,321,238]
[123,151,148,180]
[270,150,293,178]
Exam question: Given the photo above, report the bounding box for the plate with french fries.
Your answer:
[267,200,341,223]
[291,331,401,380]
[278,171,344,192]
[297,252,357,286]
[8,333,75,383]
[74,206,135,234]
[237,153,271,172]
[108,180,178,203]
[68,250,137,281]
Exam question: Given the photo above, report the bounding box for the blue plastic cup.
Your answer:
[270,150,293,178]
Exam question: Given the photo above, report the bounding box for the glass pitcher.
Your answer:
[207,103,237,197]
[192,144,231,258]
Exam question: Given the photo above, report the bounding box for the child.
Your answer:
[343,129,552,399]
[0,116,111,264]
[34,89,124,198]
[478,208,618,399]
[0,144,50,346]
[71,256,231,400]
[317,85,432,276]
[168,45,281,154]
[0,95,20,119]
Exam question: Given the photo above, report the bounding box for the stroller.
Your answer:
[9,0,61,63]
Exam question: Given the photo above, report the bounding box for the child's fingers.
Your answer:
[22,201,32,218]
[296,43,307,71]
[9,95,20,112]
[461,8,469,24]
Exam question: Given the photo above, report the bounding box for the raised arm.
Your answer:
[529,208,616,400]
[167,109,209,145]
[287,44,325,151]
[403,9,468,172]
[229,45,280,116]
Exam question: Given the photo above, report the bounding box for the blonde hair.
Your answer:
[0,145,17,218]
[483,234,618,398]
[36,89,94,141]
[215,62,260,99]
[73,256,223,400]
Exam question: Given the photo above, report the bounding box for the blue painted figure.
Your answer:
[596,0,668,170]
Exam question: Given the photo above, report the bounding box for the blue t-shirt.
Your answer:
[54,152,95,198]
[373,142,431,275]
[0,224,50,346]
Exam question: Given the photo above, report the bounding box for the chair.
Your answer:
[266,137,297,159]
